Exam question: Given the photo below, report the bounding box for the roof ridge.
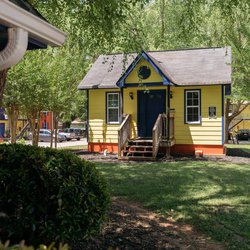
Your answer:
[147,46,225,53]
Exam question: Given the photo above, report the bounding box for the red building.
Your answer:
[40,111,53,130]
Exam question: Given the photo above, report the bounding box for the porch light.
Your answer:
[129,92,134,100]
[170,91,173,99]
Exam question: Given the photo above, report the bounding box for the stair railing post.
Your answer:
[118,114,131,158]
[152,114,163,159]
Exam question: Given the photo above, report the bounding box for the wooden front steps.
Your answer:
[120,139,155,161]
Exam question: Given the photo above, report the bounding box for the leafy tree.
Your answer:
[44,46,87,148]
[7,51,50,145]
[140,0,250,142]
[29,0,149,54]
[0,0,149,102]
[2,77,22,143]
[2,0,249,146]
[200,0,250,142]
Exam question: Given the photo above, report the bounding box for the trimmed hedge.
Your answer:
[0,144,110,245]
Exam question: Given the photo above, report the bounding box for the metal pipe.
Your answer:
[0,27,28,70]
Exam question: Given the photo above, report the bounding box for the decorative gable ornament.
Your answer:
[137,65,151,80]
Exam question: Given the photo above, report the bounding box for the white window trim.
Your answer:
[185,90,201,124]
[107,92,120,124]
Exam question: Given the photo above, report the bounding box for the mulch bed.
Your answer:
[72,197,224,250]
[77,151,250,165]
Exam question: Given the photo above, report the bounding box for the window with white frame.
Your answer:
[185,90,201,124]
[107,92,120,124]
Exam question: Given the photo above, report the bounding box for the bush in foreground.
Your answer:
[0,241,69,250]
[0,144,110,245]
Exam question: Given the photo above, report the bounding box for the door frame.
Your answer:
[137,89,166,138]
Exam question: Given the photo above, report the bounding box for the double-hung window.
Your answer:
[185,90,201,124]
[106,92,120,124]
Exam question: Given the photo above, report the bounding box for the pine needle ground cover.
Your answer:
[96,161,250,249]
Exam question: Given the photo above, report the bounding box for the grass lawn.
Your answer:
[61,145,87,151]
[96,160,250,249]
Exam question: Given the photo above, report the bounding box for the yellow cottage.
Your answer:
[78,48,231,160]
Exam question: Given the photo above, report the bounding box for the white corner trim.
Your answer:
[0,27,28,70]
[0,0,66,47]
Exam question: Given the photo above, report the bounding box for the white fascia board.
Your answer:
[0,0,66,47]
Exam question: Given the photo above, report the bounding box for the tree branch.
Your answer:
[229,101,250,123]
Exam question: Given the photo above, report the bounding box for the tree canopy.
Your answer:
[2,0,249,144]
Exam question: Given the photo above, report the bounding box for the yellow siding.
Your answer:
[0,120,27,136]
[170,85,222,145]
[123,86,168,138]
[125,58,162,84]
[240,120,250,130]
[89,89,120,143]
[88,85,223,145]
[16,120,26,133]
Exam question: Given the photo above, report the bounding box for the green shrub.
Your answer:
[0,241,69,250]
[0,144,110,246]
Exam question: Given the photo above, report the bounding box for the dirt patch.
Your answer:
[72,197,224,250]
[163,155,250,165]
[204,155,250,164]
[78,151,250,165]
[78,151,119,162]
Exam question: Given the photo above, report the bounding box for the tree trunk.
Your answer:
[224,98,250,144]
[35,112,41,146]
[54,112,58,149]
[62,120,71,129]
[50,111,55,148]
[28,111,40,146]
[0,69,8,102]
[160,0,166,44]
[29,117,35,145]
[7,105,19,144]
[224,98,230,144]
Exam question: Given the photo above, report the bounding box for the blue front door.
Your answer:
[0,123,5,138]
[137,90,166,138]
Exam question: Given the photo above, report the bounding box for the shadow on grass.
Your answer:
[226,147,250,157]
[96,161,250,249]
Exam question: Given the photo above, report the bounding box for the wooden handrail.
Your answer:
[169,116,174,140]
[118,114,131,157]
[152,113,175,158]
[152,114,163,159]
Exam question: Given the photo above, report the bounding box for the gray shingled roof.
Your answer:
[78,47,231,90]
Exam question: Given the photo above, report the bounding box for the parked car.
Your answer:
[58,129,75,141]
[236,129,250,140]
[28,129,65,142]
[63,128,86,140]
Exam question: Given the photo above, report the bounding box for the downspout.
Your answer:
[167,85,171,157]
[0,68,8,99]
[0,27,28,70]
[86,90,89,143]
[167,85,170,141]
